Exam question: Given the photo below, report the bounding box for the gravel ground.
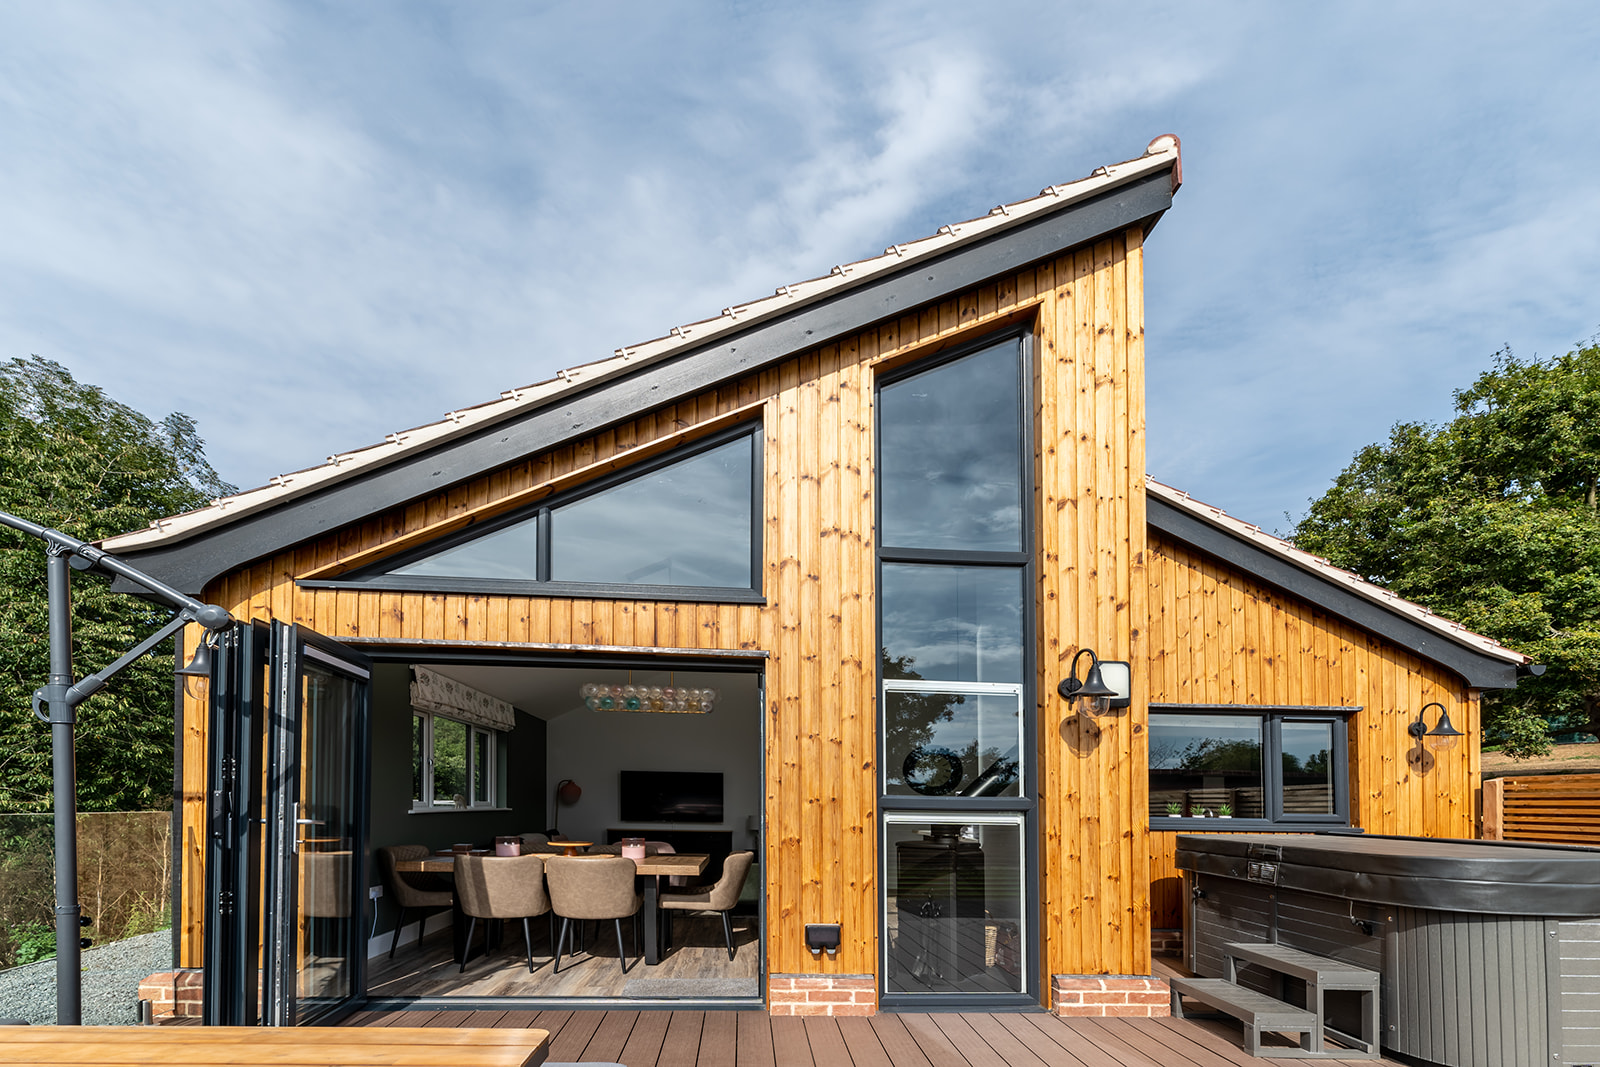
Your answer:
[0,930,172,1026]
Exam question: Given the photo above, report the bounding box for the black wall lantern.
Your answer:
[1408,701,1464,751]
[1057,648,1130,716]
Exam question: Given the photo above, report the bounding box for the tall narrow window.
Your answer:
[877,333,1034,1005]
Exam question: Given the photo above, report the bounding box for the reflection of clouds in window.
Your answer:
[880,341,1023,552]
[386,520,538,580]
[881,564,1023,683]
[553,437,752,587]
[1148,715,1263,771]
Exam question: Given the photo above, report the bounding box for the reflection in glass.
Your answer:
[881,565,1024,683]
[885,816,1024,994]
[432,717,467,805]
[553,435,753,587]
[296,665,361,1010]
[411,714,423,806]
[879,341,1023,552]
[1148,713,1265,818]
[473,730,491,805]
[378,520,538,581]
[885,690,1022,797]
[1281,720,1335,815]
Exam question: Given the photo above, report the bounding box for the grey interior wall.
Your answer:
[366,662,546,936]
[544,671,761,849]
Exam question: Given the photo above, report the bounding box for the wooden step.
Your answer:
[1223,941,1380,987]
[1170,977,1318,1030]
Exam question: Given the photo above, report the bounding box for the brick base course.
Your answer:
[1051,974,1170,1018]
[768,974,876,1016]
[137,969,204,1020]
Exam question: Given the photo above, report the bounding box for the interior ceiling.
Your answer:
[420,662,751,721]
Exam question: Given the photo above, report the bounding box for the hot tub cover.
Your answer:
[1175,832,1600,916]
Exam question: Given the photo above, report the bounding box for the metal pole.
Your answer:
[45,546,82,1025]
[0,509,231,1026]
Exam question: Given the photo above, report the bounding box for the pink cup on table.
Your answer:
[620,837,646,861]
[494,836,521,857]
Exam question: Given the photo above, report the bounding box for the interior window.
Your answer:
[411,711,499,810]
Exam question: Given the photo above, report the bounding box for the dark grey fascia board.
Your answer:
[112,169,1175,596]
[1148,495,1521,690]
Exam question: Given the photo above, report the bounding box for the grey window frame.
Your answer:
[1148,703,1354,830]
[316,423,764,603]
[875,328,1039,1009]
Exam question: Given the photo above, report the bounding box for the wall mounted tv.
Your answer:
[619,770,724,823]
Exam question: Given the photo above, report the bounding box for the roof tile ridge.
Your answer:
[105,140,1182,552]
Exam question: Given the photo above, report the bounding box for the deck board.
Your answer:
[863,1015,938,1067]
[341,1009,1416,1066]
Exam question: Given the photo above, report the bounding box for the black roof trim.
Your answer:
[1147,495,1519,690]
[114,169,1175,595]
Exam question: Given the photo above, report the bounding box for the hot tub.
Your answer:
[1176,833,1600,1066]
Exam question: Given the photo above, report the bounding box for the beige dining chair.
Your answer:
[660,850,755,961]
[544,855,642,974]
[452,853,552,973]
[376,844,454,958]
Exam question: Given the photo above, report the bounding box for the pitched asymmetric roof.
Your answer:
[1146,478,1529,689]
[101,135,1183,592]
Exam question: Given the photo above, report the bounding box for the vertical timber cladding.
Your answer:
[1035,229,1150,982]
[176,226,1153,979]
[1143,533,1481,930]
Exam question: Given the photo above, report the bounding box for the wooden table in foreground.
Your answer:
[2,1025,549,1066]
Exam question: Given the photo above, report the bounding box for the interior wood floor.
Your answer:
[344,1008,1410,1066]
[368,914,760,998]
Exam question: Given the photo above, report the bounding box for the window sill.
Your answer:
[408,806,513,815]
[1151,817,1350,831]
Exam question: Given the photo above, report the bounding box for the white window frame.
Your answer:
[881,679,1026,797]
[411,709,500,811]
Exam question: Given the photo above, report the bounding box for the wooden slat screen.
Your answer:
[1483,773,1600,846]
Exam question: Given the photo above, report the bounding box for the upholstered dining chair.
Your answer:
[376,844,454,958]
[452,853,551,973]
[543,855,642,974]
[659,850,755,961]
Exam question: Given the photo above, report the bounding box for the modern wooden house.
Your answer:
[105,135,1531,1025]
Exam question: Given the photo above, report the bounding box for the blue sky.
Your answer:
[3,2,1598,532]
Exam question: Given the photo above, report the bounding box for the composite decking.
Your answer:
[344,1008,1408,1066]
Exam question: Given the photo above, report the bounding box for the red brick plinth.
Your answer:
[137,969,203,1020]
[1051,974,1170,1017]
[768,974,876,1016]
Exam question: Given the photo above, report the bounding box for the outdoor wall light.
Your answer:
[1408,701,1464,751]
[1057,648,1129,716]
[175,632,217,701]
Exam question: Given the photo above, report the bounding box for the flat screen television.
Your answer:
[619,770,724,823]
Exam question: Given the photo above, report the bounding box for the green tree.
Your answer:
[1294,343,1600,758]
[0,357,234,812]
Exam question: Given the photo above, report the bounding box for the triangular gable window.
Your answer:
[347,427,759,598]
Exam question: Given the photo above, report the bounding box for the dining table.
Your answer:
[1,1025,550,1066]
[629,852,710,965]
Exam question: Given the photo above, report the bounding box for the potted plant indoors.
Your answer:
[1216,803,1233,819]
[1165,801,1183,816]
